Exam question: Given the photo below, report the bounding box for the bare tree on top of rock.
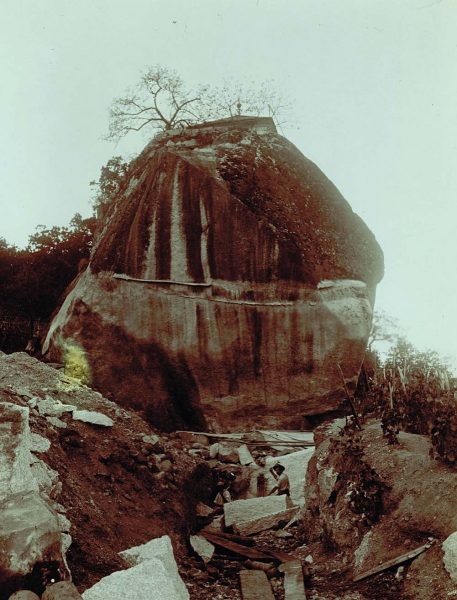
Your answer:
[105,65,290,142]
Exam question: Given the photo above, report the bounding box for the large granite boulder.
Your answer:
[43,116,383,431]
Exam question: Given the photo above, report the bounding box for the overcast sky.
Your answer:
[1,0,456,368]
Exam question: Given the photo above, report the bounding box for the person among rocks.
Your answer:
[268,463,290,497]
[214,469,236,505]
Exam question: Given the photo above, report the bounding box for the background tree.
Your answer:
[90,156,129,217]
[367,309,401,352]
[1,214,95,324]
[106,65,290,142]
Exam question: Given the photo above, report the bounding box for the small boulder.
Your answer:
[8,592,40,600]
[84,536,188,600]
[217,444,239,463]
[42,581,83,599]
[190,535,215,563]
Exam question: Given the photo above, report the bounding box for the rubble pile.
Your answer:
[3,351,457,599]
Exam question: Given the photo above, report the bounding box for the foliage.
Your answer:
[361,333,457,463]
[0,214,95,324]
[367,309,401,352]
[106,65,290,142]
[330,429,388,527]
[90,156,130,217]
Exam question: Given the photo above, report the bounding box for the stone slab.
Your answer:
[239,570,275,600]
[279,560,307,599]
[234,506,300,536]
[224,496,287,528]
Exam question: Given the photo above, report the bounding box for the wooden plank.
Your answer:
[240,570,275,600]
[176,430,313,446]
[113,274,212,287]
[353,540,434,582]
[201,531,296,564]
[234,507,300,536]
[200,529,255,546]
[201,532,275,562]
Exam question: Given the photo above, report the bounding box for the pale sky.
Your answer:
[1,0,456,369]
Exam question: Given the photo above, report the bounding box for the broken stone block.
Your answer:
[224,496,288,528]
[0,491,64,589]
[0,403,38,502]
[209,442,219,459]
[118,535,188,598]
[41,581,83,599]
[266,448,314,506]
[82,558,189,600]
[190,535,215,563]
[218,444,239,463]
[37,398,76,417]
[71,410,113,427]
[442,531,457,583]
[239,570,275,600]
[279,561,306,600]
[238,444,254,466]
[234,507,299,536]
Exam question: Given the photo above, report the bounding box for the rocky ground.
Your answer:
[2,352,457,599]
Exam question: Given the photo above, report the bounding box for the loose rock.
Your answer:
[72,410,114,427]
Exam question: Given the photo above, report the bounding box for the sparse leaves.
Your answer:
[105,65,291,142]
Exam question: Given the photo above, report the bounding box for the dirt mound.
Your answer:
[303,418,457,599]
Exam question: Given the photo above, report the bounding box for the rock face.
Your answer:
[43,116,383,431]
